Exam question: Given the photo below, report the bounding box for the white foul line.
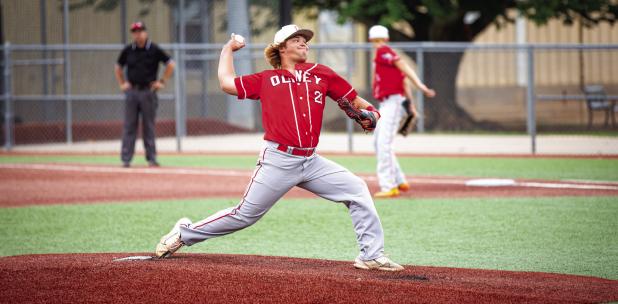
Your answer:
[516,182,618,191]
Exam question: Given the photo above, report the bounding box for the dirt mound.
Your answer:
[0,253,616,303]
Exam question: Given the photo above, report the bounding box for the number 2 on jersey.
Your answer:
[314,91,323,104]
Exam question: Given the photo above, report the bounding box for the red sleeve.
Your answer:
[234,72,262,100]
[325,67,358,102]
[374,46,400,66]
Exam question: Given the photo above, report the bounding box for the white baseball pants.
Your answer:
[179,140,386,261]
[373,94,407,192]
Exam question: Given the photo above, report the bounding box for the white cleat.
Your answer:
[155,217,192,259]
[353,256,404,272]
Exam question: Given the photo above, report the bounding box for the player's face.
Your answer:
[280,35,308,63]
[131,30,148,45]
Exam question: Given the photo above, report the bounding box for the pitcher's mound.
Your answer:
[1,253,616,303]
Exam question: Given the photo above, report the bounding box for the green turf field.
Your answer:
[1,154,617,280]
[1,154,617,180]
[0,197,616,279]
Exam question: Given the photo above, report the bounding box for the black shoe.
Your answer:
[148,161,160,167]
[122,162,130,168]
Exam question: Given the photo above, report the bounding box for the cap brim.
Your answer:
[286,29,314,43]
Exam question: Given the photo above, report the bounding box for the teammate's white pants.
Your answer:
[374,94,407,192]
[179,141,386,261]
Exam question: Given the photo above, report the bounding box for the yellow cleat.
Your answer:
[398,182,410,192]
[374,188,400,198]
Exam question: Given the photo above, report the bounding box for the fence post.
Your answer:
[120,0,127,44]
[526,46,536,154]
[415,47,425,133]
[178,0,187,138]
[345,48,354,153]
[63,0,72,144]
[226,0,254,130]
[3,42,12,150]
[174,46,182,152]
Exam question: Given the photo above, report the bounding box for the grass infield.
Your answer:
[1,154,616,279]
[0,196,616,280]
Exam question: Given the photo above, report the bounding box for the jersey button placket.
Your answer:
[297,85,308,123]
[300,85,312,142]
[292,86,307,146]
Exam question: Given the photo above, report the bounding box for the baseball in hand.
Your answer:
[232,33,245,44]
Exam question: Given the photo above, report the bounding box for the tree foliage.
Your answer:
[293,0,618,42]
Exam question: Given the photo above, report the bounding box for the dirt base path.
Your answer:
[1,163,616,207]
[0,253,616,304]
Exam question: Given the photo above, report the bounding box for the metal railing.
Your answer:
[2,42,617,153]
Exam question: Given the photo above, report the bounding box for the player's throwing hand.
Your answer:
[228,33,246,52]
[424,88,436,98]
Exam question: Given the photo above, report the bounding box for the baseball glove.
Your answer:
[398,99,417,136]
[336,97,379,132]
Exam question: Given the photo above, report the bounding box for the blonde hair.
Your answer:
[370,37,388,43]
[264,43,282,69]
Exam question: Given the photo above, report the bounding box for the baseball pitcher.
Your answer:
[154,25,403,271]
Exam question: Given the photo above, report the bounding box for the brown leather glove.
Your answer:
[336,97,380,132]
[398,99,417,136]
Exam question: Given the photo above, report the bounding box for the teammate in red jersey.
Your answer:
[370,25,436,198]
[155,25,404,271]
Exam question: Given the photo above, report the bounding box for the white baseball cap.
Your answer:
[368,25,389,40]
[273,24,314,46]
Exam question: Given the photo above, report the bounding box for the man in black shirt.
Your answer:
[115,21,175,167]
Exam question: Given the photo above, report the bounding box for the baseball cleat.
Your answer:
[374,188,400,198]
[398,182,410,192]
[155,217,192,258]
[353,256,404,272]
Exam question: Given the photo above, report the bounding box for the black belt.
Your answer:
[132,83,151,90]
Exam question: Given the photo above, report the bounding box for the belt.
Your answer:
[379,93,403,101]
[277,144,315,157]
[132,83,151,90]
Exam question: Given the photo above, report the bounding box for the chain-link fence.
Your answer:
[2,42,618,152]
[1,0,617,153]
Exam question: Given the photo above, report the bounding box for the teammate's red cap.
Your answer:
[130,21,146,32]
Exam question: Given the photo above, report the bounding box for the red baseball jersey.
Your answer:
[234,62,357,148]
[372,45,405,100]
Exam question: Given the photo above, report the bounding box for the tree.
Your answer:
[293,0,618,130]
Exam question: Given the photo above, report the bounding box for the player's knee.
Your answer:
[351,175,371,196]
[235,210,264,227]
[357,176,369,189]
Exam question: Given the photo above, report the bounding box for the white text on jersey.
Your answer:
[270,73,322,87]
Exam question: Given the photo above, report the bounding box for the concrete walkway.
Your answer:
[8,133,618,155]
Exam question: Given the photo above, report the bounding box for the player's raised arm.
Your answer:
[393,59,436,98]
[218,34,246,95]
